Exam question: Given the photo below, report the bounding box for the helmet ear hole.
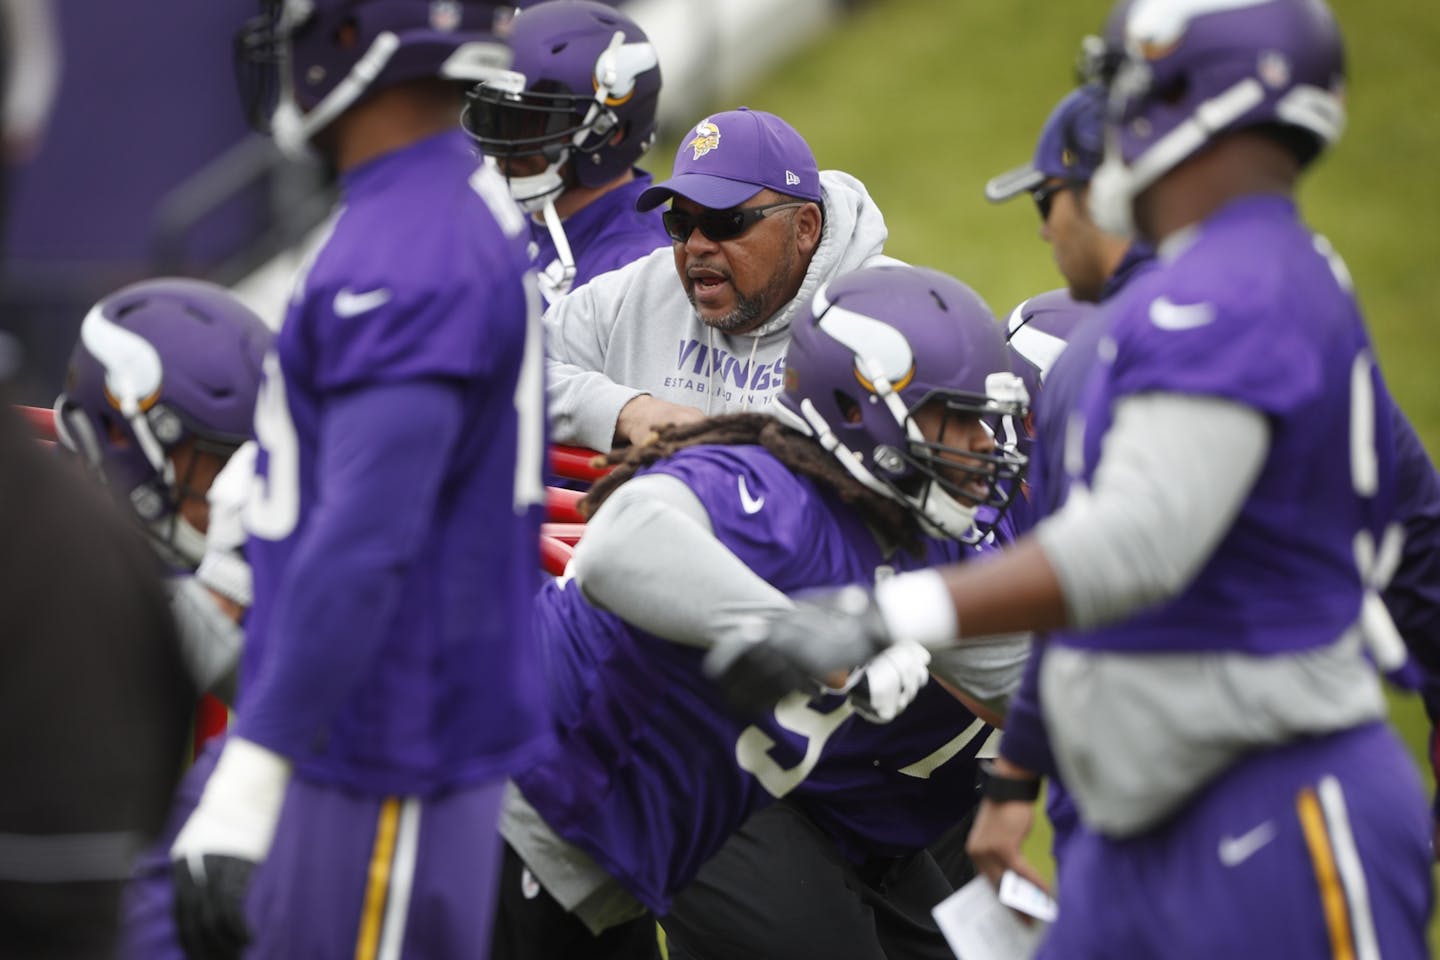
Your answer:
[1157,74,1188,106]
[149,405,184,446]
[833,389,863,425]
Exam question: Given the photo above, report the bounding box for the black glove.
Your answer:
[168,737,290,960]
[704,584,894,718]
[172,853,256,960]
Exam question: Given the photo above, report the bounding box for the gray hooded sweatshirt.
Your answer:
[544,170,897,451]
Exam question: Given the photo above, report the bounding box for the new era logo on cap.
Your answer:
[785,170,801,186]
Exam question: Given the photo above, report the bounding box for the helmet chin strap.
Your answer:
[486,157,577,303]
[535,195,577,304]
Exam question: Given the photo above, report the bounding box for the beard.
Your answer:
[689,243,798,335]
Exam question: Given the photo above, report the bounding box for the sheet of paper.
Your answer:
[931,874,1050,960]
[997,869,1058,923]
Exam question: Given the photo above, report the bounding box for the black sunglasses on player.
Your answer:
[1031,180,1079,222]
[662,201,809,243]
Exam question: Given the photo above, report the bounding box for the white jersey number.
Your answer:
[736,693,855,798]
[512,274,546,511]
[246,352,301,540]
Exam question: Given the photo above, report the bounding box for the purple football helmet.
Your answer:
[1003,288,1095,400]
[54,279,273,568]
[775,264,1029,543]
[1089,0,1346,236]
[1001,288,1095,460]
[461,0,660,209]
[235,0,514,158]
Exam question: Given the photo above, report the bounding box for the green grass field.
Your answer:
[646,0,1440,948]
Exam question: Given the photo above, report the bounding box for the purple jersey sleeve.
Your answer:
[1385,407,1440,813]
[236,380,463,756]
[998,639,1054,776]
[241,132,549,794]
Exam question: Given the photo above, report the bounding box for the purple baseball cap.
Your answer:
[636,107,821,212]
[985,84,1106,203]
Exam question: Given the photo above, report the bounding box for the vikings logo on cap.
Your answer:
[688,120,721,160]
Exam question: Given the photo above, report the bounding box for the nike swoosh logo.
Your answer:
[333,287,393,318]
[737,474,765,514]
[1218,820,1276,867]
[1149,296,1215,331]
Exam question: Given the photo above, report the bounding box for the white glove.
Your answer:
[850,640,932,723]
[171,736,292,958]
[195,441,257,609]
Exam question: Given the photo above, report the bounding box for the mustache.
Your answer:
[685,261,732,283]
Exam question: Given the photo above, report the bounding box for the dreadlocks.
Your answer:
[580,412,924,556]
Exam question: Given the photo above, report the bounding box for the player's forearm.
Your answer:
[996,639,1056,778]
[236,380,462,756]
[876,394,1267,647]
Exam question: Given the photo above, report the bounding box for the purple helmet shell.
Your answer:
[776,264,1029,542]
[1001,288,1096,461]
[461,0,660,189]
[236,0,514,150]
[1092,0,1345,230]
[54,278,273,536]
[1003,287,1095,403]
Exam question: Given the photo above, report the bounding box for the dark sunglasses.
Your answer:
[1031,181,1079,222]
[662,201,809,243]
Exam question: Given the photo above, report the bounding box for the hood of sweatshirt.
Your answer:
[745,169,891,340]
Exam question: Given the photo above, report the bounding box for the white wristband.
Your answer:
[174,737,292,863]
[874,568,958,649]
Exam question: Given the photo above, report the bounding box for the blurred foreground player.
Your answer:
[0,339,194,958]
[168,2,549,958]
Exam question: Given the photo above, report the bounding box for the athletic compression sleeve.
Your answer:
[1036,393,1269,629]
[573,473,793,648]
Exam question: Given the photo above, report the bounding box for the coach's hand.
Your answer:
[614,395,706,448]
[704,585,894,717]
[171,737,291,960]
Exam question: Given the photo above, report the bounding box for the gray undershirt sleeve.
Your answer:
[571,473,794,648]
[1035,392,1271,630]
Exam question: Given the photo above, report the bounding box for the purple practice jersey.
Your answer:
[1059,195,1397,657]
[239,130,550,795]
[792,536,1001,863]
[516,444,980,912]
[792,661,993,863]
[531,169,670,304]
[1023,247,1158,529]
